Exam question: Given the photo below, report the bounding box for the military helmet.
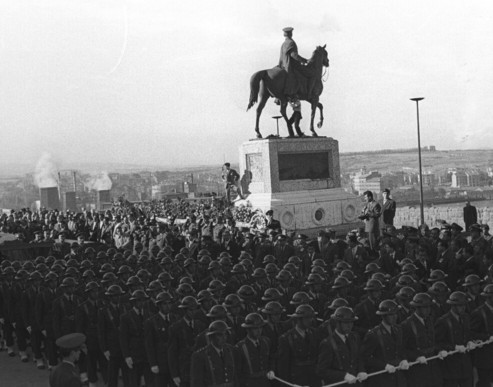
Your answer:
[446,291,468,305]
[176,283,195,297]
[44,271,58,283]
[370,272,389,284]
[395,286,416,301]
[463,274,482,287]
[206,320,230,336]
[364,279,384,291]
[276,269,292,282]
[117,265,132,275]
[126,276,143,287]
[397,274,415,287]
[428,281,450,295]
[312,258,327,268]
[331,306,358,322]
[242,313,267,329]
[178,296,200,309]
[100,263,114,273]
[332,276,350,290]
[410,292,433,308]
[197,289,213,303]
[262,255,277,264]
[401,263,418,274]
[261,288,282,302]
[290,291,312,306]
[231,264,247,275]
[428,269,447,283]
[207,279,226,292]
[84,281,100,293]
[105,284,124,297]
[60,276,78,288]
[179,276,195,285]
[157,272,174,282]
[155,291,173,304]
[206,305,228,319]
[326,297,349,311]
[334,261,352,273]
[288,256,302,265]
[29,271,43,281]
[376,299,400,315]
[223,294,242,308]
[265,263,279,275]
[305,273,323,286]
[252,268,267,279]
[101,272,118,284]
[146,280,164,293]
[129,289,149,301]
[288,304,317,319]
[82,269,95,279]
[208,261,221,271]
[64,267,79,278]
[261,301,284,315]
[481,284,493,297]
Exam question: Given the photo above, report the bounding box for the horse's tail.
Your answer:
[247,70,266,111]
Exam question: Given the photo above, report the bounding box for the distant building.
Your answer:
[352,169,382,195]
[419,172,436,186]
[451,169,481,187]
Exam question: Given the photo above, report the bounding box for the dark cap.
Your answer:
[266,210,274,216]
[282,27,293,32]
[55,333,86,350]
[383,188,390,194]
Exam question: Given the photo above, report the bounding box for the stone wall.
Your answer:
[394,206,493,228]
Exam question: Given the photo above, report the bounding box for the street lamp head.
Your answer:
[410,97,424,102]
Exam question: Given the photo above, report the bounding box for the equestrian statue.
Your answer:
[247,27,329,138]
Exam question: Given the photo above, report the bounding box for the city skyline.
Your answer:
[1,0,493,168]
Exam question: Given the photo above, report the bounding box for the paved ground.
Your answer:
[0,350,50,387]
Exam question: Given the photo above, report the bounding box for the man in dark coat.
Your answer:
[380,188,396,230]
[463,201,478,232]
[49,333,86,387]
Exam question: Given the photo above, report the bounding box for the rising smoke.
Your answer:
[34,152,59,188]
[85,172,112,191]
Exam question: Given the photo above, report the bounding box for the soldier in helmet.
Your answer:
[260,301,286,358]
[97,284,129,387]
[354,279,384,338]
[145,291,177,387]
[119,289,153,387]
[76,281,106,387]
[168,296,207,387]
[277,304,320,387]
[190,320,238,387]
[360,299,408,387]
[401,293,442,387]
[470,284,493,387]
[435,291,473,387]
[52,277,79,340]
[317,306,367,385]
[236,313,274,387]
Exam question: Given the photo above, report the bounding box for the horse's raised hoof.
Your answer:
[317,121,323,129]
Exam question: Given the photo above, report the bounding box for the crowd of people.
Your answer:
[0,193,493,387]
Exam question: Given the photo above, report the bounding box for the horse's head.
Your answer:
[309,45,329,68]
[319,44,329,67]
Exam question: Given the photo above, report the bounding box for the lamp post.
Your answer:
[410,97,425,226]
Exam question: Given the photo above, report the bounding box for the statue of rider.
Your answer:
[278,27,308,101]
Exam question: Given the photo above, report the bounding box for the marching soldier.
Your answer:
[119,289,153,386]
[145,291,177,387]
[52,277,79,340]
[360,299,408,387]
[168,296,207,387]
[36,271,59,369]
[22,271,45,368]
[470,284,493,387]
[98,284,129,387]
[354,279,384,338]
[401,293,442,387]
[277,304,320,387]
[317,306,367,385]
[435,291,473,387]
[236,313,274,387]
[76,281,107,387]
[190,320,238,387]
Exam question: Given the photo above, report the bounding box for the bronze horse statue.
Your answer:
[247,45,329,138]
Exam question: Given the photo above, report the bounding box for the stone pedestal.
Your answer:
[237,137,361,234]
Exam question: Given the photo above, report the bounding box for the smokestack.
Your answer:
[97,190,111,210]
[73,171,77,192]
[64,192,76,212]
[40,187,60,210]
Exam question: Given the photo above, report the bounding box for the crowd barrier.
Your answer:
[267,337,493,387]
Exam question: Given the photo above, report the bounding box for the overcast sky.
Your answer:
[1,0,493,168]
